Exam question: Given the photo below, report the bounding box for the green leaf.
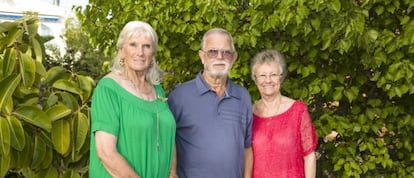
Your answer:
[52,119,71,155]
[0,21,18,34]
[7,116,25,150]
[2,48,17,76]
[74,112,89,151]
[19,52,36,87]
[46,104,72,122]
[43,66,69,85]
[367,29,379,41]
[59,92,80,111]
[1,27,22,48]
[0,117,11,155]
[44,167,58,178]
[0,74,21,111]
[375,5,384,15]
[13,106,51,131]
[35,60,46,78]
[0,148,10,177]
[31,135,46,169]
[331,0,341,13]
[31,36,44,62]
[53,79,83,100]
[76,75,95,101]
[333,87,344,101]
[62,170,81,178]
[40,146,53,169]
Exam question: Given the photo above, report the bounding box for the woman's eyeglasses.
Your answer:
[255,73,282,81]
[202,49,234,59]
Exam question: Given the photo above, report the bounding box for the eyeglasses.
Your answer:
[202,49,234,59]
[255,73,282,81]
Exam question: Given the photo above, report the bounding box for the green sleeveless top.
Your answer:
[89,77,176,178]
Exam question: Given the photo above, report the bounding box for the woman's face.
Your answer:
[254,62,283,97]
[121,33,155,72]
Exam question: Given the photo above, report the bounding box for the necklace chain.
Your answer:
[128,77,160,151]
[261,95,283,115]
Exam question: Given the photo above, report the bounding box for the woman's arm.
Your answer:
[95,131,140,178]
[168,144,178,178]
[304,151,316,178]
[243,147,253,178]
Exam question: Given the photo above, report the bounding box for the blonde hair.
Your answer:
[110,21,163,85]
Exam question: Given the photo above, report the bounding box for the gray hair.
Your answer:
[110,21,163,85]
[250,49,288,82]
[201,28,235,51]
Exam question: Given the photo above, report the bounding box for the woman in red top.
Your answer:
[247,49,318,178]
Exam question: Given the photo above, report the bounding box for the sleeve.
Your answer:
[244,90,253,148]
[300,104,318,156]
[90,81,120,137]
[167,88,181,123]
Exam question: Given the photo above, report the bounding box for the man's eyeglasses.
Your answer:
[255,73,283,81]
[202,49,234,59]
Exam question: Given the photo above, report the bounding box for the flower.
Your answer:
[323,130,338,142]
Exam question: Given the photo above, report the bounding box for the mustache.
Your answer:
[212,61,227,65]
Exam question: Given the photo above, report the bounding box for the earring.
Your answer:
[120,58,125,67]
[149,59,155,68]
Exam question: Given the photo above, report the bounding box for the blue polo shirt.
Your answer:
[168,72,253,178]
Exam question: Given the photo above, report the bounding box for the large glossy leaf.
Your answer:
[31,36,44,62]
[19,52,36,87]
[31,135,46,169]
[0,149,10,178]
[0,74,21,111]
[7,115,25,150]
[34,60,46,78]
[74,112,89,152]
[53,79,83,100]
[76,75,95,102]
[11,132,32,168]
[0,117,11,155]
[43,66,68,85]
[13,106,51,132]
[40,145,53,169]
[3,97,13,116]
[2,48,16,76]
[0,27,23,48]
[52,119,71,155]
[58,92,80,111]
[46,103,72,122]
[62,170,81,178]
[0,21,18,34]
[37,166,58,178]
[25,18,39,38]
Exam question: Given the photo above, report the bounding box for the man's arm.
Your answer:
[243,147,253,178]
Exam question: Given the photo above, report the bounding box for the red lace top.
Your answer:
[252,101,317,178]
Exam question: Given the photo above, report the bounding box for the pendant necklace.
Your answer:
[129,79,160,151]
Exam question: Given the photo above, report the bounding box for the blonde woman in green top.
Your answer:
[89,21,176,178]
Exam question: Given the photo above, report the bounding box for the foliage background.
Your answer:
[1,0,413,177]
[0,16,93,177]
[75,0,414,177]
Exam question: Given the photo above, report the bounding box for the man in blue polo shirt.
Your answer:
[168,28,253,178]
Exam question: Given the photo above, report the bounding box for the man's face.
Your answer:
[199,33,237,78]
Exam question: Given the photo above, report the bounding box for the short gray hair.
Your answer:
[250,49,288,82]
[201,28,235,51]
